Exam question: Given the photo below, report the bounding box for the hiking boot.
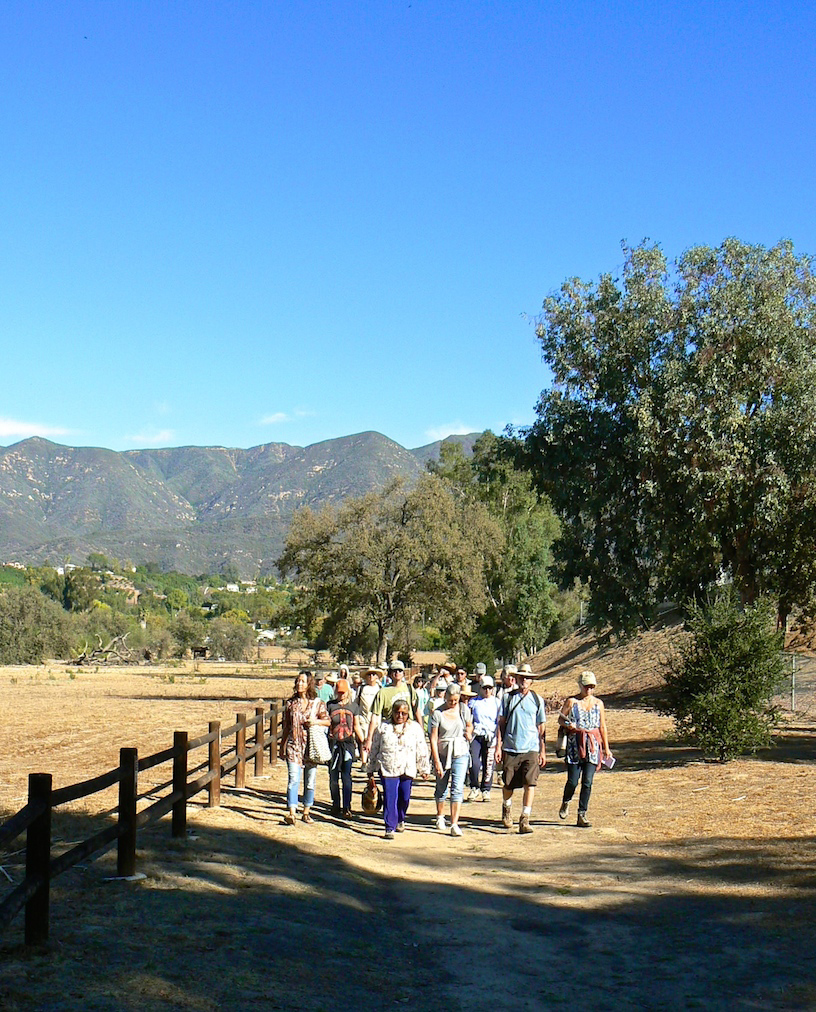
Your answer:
[559,801,570,820]
[518,814,533,835]
[577,812,592,828]
[501,807,513,829]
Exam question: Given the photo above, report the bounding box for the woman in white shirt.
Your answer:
[366,701,430,840]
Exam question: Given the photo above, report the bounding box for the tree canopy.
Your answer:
[523,238,816,634]
[277,474,501,664]
[430,432,560,658]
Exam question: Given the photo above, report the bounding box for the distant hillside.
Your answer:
[0,431,483,576]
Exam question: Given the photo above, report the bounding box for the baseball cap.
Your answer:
[389,659,405,671]
[475,662,487,676]
[580,670,597,687]
[479,675,495,687]
[335,678,350,693]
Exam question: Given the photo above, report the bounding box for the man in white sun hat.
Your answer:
[495,663,547,834]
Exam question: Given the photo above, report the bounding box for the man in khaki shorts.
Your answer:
[495,664,547,834]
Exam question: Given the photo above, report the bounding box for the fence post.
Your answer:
[255,705,265,777]
[269,702,279,767]
[24,773,52,946]
[236,713,247,789]
[208,721,221,808]
[172,731,188,839]
[117,748,138,878]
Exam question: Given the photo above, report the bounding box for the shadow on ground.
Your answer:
[3,792,816,1012]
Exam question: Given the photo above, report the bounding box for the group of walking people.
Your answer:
[277,659,613,840]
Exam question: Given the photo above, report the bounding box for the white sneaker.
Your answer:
[481,791,491,802]
[467,788,480,802]
[450,824,463,837]
[436,815,447,831]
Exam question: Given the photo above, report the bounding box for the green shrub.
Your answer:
[0,586,73,663]
[659,593,786,761]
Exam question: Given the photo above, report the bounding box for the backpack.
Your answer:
[330,705,356,742]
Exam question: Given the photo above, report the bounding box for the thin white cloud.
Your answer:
[424,422,477,442]
[123,429,175,446]
[260,412,290,424]
[294,408,316,418]
[0,417,72,440]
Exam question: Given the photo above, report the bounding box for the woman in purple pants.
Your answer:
[365,701,430,840]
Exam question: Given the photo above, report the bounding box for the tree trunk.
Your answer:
[376,622,388,667]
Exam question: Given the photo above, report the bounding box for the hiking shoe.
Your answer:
[577,812,592,828]
[501,807,513,829]
[396,821,406,833]
[436,815,447,831]
[450,824,463,837]
[559,801,570,820]
[384,830,395,840]
[518,815,533,835]
[467,788,480,802]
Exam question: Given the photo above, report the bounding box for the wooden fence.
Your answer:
[0,700,281,945]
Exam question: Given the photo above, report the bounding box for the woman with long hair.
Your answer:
[278,670,330,825]
[366,700,430,840]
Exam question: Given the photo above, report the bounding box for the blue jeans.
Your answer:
[329,743,355,810]
[286,760,317,810]
[435,755,469,803]
[562,760,596,813]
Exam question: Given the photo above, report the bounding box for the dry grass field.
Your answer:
[1,631,816,1011]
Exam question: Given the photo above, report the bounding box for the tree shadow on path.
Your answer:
[3,801,816,1012]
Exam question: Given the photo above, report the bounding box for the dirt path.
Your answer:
[2,663,816,1010]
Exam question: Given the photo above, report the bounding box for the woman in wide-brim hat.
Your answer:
[557,670,612,828]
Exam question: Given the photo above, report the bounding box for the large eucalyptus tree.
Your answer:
[525,238,816,633]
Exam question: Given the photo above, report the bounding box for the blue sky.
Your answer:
[1,1,815,452]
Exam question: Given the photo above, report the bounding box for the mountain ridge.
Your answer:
[0,431,481,575]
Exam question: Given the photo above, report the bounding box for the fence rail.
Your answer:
[0,700,282,945]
